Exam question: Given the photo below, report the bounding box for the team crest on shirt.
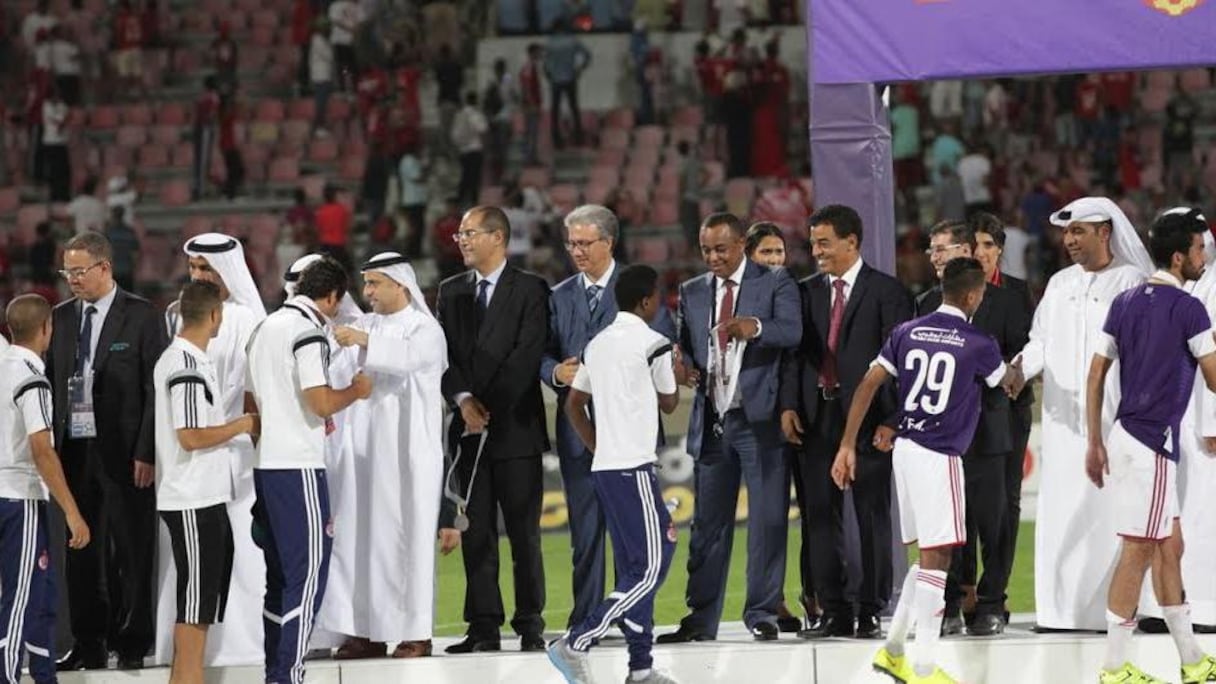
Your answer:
[325,519,335,538]
[38,551,49,570]
[666,521,678,543]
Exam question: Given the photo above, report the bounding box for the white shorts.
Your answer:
[1109,420,1178,541]
[892,438,965,550]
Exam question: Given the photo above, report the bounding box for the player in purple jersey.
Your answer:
[832,258,1021,684]
[1087,209,1216,684]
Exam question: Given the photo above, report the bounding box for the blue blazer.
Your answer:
[677,260,802,458]
[541,268,676,460]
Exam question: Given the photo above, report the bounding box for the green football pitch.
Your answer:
[432,521,1037,635]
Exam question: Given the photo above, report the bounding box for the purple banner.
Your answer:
[810,0,1216,84]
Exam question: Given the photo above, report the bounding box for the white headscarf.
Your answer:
[283,253,363,323]
[184,232,267,320]
[1049,196,1153,275]
[360,252,433,318]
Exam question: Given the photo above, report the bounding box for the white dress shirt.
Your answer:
[828,256,864,308]
[474,258,508,306]
[712,259,749,410]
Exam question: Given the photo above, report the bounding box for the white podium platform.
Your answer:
[47,616,1208,683]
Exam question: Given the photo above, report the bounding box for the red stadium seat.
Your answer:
[159,180,191,207]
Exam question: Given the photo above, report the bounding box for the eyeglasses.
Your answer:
[452,229,494,243]
[924,244,966,257]
[58,261,106,280]
[564,238,606,252]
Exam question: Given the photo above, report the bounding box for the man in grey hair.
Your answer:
[541,204,676,630]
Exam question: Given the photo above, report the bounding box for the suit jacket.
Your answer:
[540,268,676,460]
[438,264,551,459]
[677,259,802,458]
[999,272,1036,410]
[779,263,914,433]
[46,288,168,474]
[915,282,1030,455]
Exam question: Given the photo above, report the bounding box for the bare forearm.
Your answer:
[31,442,82,521]
[1086,359,1109,445]
[177,418,248,451]
[658,392,679,415]
[309,385,362,419]
[565,396,596,452]
[841,375,882,451]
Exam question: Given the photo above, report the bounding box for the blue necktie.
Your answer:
[75,305,97,374]
[586,284,602,313]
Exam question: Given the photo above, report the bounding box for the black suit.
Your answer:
[437,264,551,639]
[779,263,913,619]
[997,273,1036,607]
[45,287,167,658]
[915,280,1030,616]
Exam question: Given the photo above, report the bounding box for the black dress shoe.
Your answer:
[519,634,546,652]
[798,613,854,639]
[940,615,964,636]
[444,635,502,654]
[116,655,144,670]
[655,625,714,644]
[776,615,802,633]
[57,645,108,671]
[856,614,883,639]
[750,622,779,641]
[967,613,1005,636]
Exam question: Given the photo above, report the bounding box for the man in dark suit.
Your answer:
[970,213,1037,627]
[541,204,676,629]
[46,232,168,670]
[657,212,802,643]
[780,204,914,640]
[437,205,551,654]
[916,220,1031,636]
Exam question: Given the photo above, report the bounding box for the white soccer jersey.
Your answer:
[571,312,677,472]
[154,337,235,511]
[245,296,331,470]
[0,346,52,500]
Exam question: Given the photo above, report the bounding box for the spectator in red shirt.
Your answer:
[25,69,49,181]
[393,59,422,122]
[1074,74,1102,147]
[519,42,543,165]
[360,99,392,225]
[1101,71,1134,119]
[356,65,389,119]
[211,20,239,96]
[315,183,353,272]
[431,196,464,280]
[291,0,313,95]
[111,0,144,98]
[218,96,244,200]
[192,76,220,199]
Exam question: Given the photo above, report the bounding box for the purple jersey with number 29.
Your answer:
[876,307,1007,456]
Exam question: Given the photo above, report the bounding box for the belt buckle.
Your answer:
[819,386,838,401]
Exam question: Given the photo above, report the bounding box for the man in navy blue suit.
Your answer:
[657,212,802,642]
[541,204,676,629]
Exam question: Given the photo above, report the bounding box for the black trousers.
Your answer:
[799,399,893,617]
[1001,405,1033,591]
[549,82,583,147]
[58,438,156,657]
[222,148,243,199]
[456,441,545,639]
[457,151,483,208]
[943,450,1010,616]
[787,446,815,610]
[44,143,71,202]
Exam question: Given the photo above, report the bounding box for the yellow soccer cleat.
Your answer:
[872,646,913,683]
[1182,654,1216,683]
[1099,662,1169,683]
[906,666,959,683]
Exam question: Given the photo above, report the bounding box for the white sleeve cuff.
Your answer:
[871,355,897,376]
[984,362,1008,389]
[1096,331,1118,360]
[1189,328,1216,360]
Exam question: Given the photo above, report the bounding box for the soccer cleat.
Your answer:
[547,636,593,684]
[1099,662,1169,683]
[907,666,959,683]
[1182,654,1216,683]
[872,646,913,682]
[625,670,681,684]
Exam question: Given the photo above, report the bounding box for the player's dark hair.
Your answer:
[701,212,746,238]
[807,204,864,245]
[1149,209,1208,269]
[615,264,659,314]
[178,280,223,326]
[745,222,784,256]
[941,258,986,301]
[929,219,976,251]
[295,256,348,302]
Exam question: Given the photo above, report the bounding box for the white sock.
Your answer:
[630,669,652,681]
[1104,610,1137,671]
[912,568,947,677]
[885,564,921,657]
[1164,604,1205,665]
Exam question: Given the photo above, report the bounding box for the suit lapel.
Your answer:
[477,266,514,344]
[841,264,871,334]
[573,274,593,326]
[971,284,994,328]
[92,289,126,371]
[593,271,618,329]
[734,260,763,318]
[811,275,831,343]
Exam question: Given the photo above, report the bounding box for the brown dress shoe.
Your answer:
[391,640,433,658]
[334,637,388,660]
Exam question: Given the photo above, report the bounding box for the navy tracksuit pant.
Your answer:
[0,499,55,684]
[253,469,331,684]
[567,465,675,671]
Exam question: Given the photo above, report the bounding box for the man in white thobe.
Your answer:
[155,232,267,666]
[1017,197,1152,631]
[1139,208,1216,632]
[316,251,447,658]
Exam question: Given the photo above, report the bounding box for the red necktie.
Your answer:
[717,279,735,350]
[821,279,847,388]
